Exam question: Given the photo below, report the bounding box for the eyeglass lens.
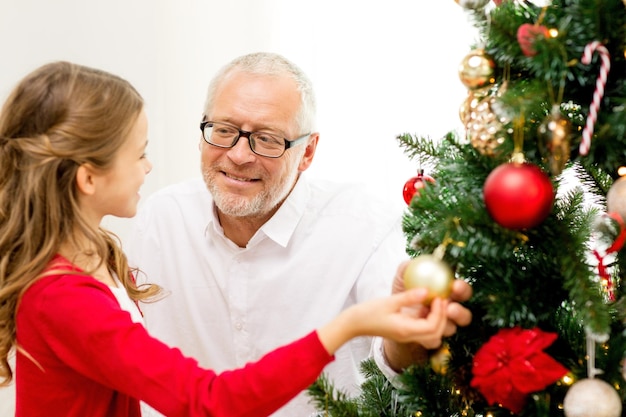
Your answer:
[204,122,286,157]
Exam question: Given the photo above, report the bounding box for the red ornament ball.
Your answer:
[517,23,549,57]
[403,171,435,205]
[483,162,554,229]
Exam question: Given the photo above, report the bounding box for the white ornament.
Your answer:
[563,378,622,417]
[527,0,552,6]
[607,176,626,223]
[455,0,490,9]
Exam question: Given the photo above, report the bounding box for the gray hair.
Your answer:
[203,52,317,134]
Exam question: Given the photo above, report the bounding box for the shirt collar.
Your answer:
[205,175,309,249]
[257,175,308,248]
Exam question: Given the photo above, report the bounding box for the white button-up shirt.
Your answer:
[127,175,407,416]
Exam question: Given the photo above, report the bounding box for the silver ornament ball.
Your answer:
[454,0,490,10]
[563,378,622,417]
[607,176,626,223]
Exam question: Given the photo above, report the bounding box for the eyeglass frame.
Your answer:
[199,120,311,158]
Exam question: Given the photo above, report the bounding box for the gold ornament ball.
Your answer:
[607,176,626,223]
[537,106,572,175]
[563,378,622,417]
[403,255,454,305]
[464,93,508,156]
[458,49,496,91]
[429,343,451,374]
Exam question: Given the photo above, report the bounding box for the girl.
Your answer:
[0,61,451,417]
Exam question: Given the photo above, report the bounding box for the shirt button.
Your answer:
[234,321,243,330]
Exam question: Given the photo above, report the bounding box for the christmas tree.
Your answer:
[309,0,626,416]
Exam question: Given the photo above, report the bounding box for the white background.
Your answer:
[0,1,477,414]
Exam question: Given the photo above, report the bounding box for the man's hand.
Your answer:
[383,260,472,372]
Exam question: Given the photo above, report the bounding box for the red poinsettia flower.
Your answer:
[470,327,569,413]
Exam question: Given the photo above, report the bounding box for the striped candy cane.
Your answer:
[580,40,611,156]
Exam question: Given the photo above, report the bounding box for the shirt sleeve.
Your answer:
[370,336,404,388]
[21,275,334,417]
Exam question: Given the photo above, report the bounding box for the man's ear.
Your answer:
[75,164,97,196]
[298,133,320,172]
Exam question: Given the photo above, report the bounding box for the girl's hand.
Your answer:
[318,287,452,356]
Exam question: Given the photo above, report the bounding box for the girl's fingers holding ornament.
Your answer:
[411,298,449,348]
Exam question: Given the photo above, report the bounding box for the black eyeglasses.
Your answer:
[200,121,310,158]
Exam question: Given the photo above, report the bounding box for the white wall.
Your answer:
[0,1,476,414]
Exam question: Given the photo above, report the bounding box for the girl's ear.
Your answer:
[75,164,97,196]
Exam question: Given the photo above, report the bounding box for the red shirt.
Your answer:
[16,258,333,417]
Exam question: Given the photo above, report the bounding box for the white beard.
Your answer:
[201,148,304,218]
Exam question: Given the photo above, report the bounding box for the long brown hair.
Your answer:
[0,61,160,385]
